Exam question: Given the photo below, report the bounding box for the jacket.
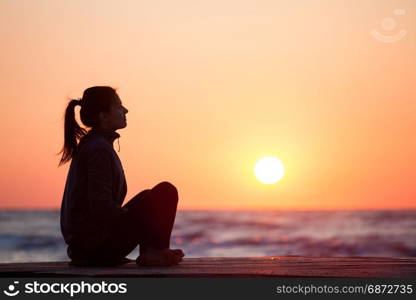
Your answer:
[60,128,128,256]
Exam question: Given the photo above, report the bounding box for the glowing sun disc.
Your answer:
[254,157,285,184]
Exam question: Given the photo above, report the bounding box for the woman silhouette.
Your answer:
[58,86,184,266]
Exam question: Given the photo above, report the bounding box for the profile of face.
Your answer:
[98,94,129,130]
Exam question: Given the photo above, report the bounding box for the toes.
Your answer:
[136,249,183,266]
[163,250,182,265]
[171,249,185,257]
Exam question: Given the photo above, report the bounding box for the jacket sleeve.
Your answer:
[86,148,128,224]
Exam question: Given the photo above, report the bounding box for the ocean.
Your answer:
[0,210,415,263]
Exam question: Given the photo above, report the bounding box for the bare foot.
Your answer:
[171,248,185,258]
[136,248,185,266]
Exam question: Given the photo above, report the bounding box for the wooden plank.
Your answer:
[0,256,415,278]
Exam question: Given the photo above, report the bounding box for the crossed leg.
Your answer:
[76,181,183,266]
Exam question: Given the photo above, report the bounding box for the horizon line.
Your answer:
[0,207,415,212]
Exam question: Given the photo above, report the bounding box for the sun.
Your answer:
[254,156,285,184]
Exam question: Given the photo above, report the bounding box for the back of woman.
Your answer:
[61,128,128,260]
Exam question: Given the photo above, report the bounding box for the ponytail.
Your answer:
[57,99,87,167]
[57,86,118,166]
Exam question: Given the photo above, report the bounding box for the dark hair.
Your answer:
[57,86,118,167]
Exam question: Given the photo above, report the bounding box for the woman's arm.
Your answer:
[86,148,128,224]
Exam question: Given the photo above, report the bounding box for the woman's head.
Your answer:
[57,86,128,166]
[79,86,128,129]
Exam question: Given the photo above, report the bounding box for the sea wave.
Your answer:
[0,210,415,263]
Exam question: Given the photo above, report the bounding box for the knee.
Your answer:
[153,181,178,202]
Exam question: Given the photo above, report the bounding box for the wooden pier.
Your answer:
[0,256,415,278]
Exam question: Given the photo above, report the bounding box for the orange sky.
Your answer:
[0,0,415,210]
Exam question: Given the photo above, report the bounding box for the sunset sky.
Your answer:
[0,0,415,210]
